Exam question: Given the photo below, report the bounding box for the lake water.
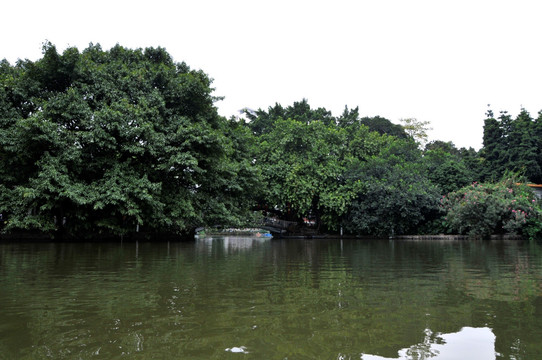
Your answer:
[1,237,541,359]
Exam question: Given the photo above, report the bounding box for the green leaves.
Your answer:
[4,44,540,239]
[423,144,478,195]
[344,141,441,237]
[247,101,446,235]
[441,177,542,239]
[0,44,257,237]
[482,108,542,183]
[253,117,353,228]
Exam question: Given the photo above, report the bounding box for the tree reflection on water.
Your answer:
[361,327,495,360]
[0,239,540,359]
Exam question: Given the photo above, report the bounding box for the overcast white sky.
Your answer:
[3,0,542,149]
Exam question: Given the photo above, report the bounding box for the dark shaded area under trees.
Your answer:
[1,44,541,239]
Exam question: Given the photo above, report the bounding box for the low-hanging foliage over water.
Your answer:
[1,44,541,239]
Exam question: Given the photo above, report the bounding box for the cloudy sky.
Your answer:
[3,0,542,149]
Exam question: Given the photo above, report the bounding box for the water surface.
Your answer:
[1,238,541,359]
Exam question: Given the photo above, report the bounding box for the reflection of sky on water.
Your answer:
[362,327,495,360]
[196,236,271,252]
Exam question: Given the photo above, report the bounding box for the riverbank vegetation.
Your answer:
[1,44,541,239]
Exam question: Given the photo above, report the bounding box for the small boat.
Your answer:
[195,227,272,238]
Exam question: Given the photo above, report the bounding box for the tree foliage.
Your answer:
[482,108,542,183]
[2,44,542,239]
[423,141,479,195]
[254,118,355,229]
[358,116,408,139]
[441,176,542,239]
[400,117,432,148]
[0,43,257,237]
[335,106,407,139]
[344,138,441,237]
[247,102,442,236]
[244,99,335,135]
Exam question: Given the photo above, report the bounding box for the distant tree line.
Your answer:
[0,44,540,239]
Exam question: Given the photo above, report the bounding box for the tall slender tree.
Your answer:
[482,108,542,183]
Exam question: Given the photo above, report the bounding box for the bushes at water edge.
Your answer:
[440,177,542,239]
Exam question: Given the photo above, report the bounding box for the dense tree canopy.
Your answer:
[344,138,441,237]
[255,118,351,228]
[482,108,542,183]
[358,115,408,139]
[422,141,479,195]
[246,101,442,236]
[244,99,336,135]
[1,44,541,239]
[245,101,541,238]
[0,43,257,237]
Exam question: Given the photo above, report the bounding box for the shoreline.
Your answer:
[0,230,527,242]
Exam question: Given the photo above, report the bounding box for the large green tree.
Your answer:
[423,141,479,195]
[0,43,257,237]
[254,118,356,229]
[344,138,441,237]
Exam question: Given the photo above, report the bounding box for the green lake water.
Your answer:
[1,237,542,359]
